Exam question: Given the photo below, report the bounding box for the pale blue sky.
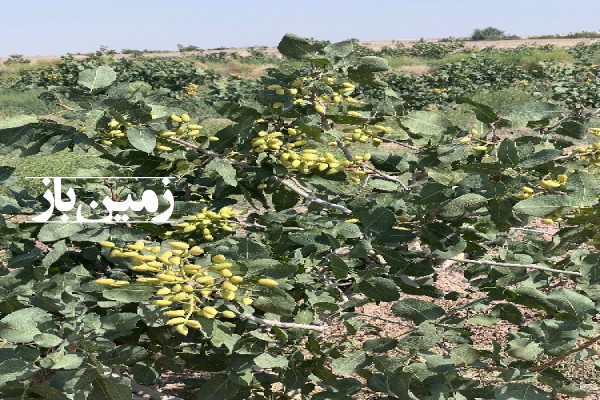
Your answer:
[1,0,599,57]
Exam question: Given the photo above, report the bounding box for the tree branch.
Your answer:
[109,373,185,400]
[362,166,408,190]
[379,136,420,151]
[242,221,305,232]
[243,314,326,332]
[353,312,415,328]
[530,333,600,372]
[268,174,352,214]
[448,258,583,277]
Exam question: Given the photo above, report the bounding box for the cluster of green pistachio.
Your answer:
[250,129,306,152]
[312,79,358,107]
[155,113,219,153]
[339,123,389,146]
[591,128,600,137]
[100,118,133,147]
[164,206,245,241]
[96,242,279,335]
[574,141,600,167]
[278,149,372,178]
[265,76,360,110]
[456,129,496,153]
[156,157,203,172]
[516,174,568,200]
[183,82,199,97]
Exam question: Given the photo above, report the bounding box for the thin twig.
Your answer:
[268,175,352,214]
[449,258,583,277]
[363,166,408,190]
[530,333,600,372]
[379,136,420,151]
[242,221,305,232]
[336,140,354,161]
[109,373,184,400]
[243,314,326,332]
[353,312,415,328]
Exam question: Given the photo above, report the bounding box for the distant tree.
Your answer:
[4,54,31,65]
[471,27,507,40]
[177,44,202,52]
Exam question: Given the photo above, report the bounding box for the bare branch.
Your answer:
[362,166,408,190]
[110,373,185,400]
[266,175,352,214]
[449,258,583,277]
[336,140,354,161]
[530,333,600,372]
[244,314,326,332]
[242,221,305,232]
[379,136,420,151]
[353,312,415,328]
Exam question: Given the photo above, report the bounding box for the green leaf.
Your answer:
[358,277,399,301]
[358,207,395,233]
[206,159,237,187]
[37,224,86,242]
[555,119,587,139]
[42,240,68,268]
[451,345,480,366]
[28,383,72,400]
[402,111,452,137]
[392,298,444,324]
[507,338,543,361]
[367,179,399,192]
[196,375,240,400]
[272,186,298,211]
[494,383,549,400]
[348,56,389,84]
[78,66,117,91]
[0,307,51,343]
[47,352,83,370]
[102,285,154,303]
[253,288,295,316]
[362,337,398,353]
[0,359,33,386]
[491,303,524,325]
[126,127,156,153]
[332,222,362,239]
[506,102,566,128]
[89,374,131,400]
[467,315,499,327]
[513,195,568,217]
[518,149,563,168]
[0,115,38,129]
[323,40,355,59]
[277,33,325,59]
[328,254,349,279]
[582,254,600,284]
[330,351,368,375]
[547,288,596,320]
[439,193,487,218]
[33,333,63,348]
[565,171,600,208]
[246,259,282,277]
[253,353,289,369]
[457,96,500,124]
[211,324,241,352]
[132,362,159,385]
[417,182,449,205]
[497,139,519,164]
